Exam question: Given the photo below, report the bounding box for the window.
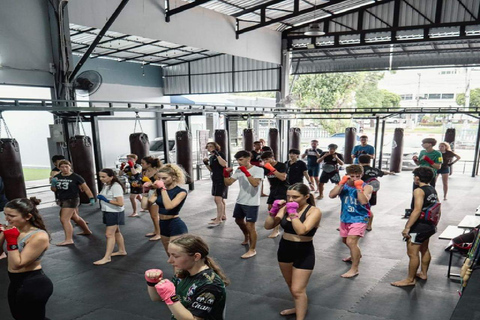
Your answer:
[441,93,454,99]
[400,94,413,100]
[428,94,441,99]
[440,70,457,75]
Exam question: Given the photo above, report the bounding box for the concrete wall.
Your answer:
[68,0,282,64]
[0,0,54,87]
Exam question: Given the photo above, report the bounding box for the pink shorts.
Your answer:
[339,222,367,238]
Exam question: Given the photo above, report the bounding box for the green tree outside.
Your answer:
[456,88,480,108]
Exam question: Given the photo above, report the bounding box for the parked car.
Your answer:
[115,138,176,169]
[379,140,418,170]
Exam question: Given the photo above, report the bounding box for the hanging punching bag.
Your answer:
[0,139,26,200]
[344,127,357,164]
[268,128,280,160]
[243,128,254,152]
[215,129,229,164]
[130,133,149,164]
[389,128,404,173]
[289,127,301,151]
[69,136,97,203]
[176,131,193,185]
[444,128,456,150]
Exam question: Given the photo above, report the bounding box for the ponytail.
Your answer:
[204,256,230,286]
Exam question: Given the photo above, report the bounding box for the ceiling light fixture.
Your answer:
[304,1,325,37]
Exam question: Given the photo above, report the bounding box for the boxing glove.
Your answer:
[423,155,435,165]
[50,177,58,188]
[286,202,299,219]
[145,269,163,286]
[4,228,20,251]
[269,200,284,217]
[89,198,95,206]
[128,160,135,168]
[143,182,152,193]
[354,180,364,190]
[223,168,231,178]
[339,175,350,186]
[142,176,152,183]
[120,162,126,170]
[155,279,178,305]
[264,163,276,173]
[412,155,419,161]
[239,166,251,177]
[213,150,220,157]
[203,158,209,166]
[154,180,165,190]
[97,195,110,203]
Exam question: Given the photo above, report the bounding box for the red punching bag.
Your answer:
[0,139,26,200]
[268,128,280,160]
[176,131,193,184]
[69,136,97,203]
[289,127,301,151]
[130,133,149,164]
[344,127,357,164]
[243,129,254,152]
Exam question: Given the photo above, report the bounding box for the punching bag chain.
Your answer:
[74,114,87,136]
[133,112,144,133]
[0,113,13,139]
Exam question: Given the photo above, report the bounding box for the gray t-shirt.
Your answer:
[231,166,264,206]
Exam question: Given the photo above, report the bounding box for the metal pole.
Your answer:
[90,115,104,192]
[379,120,386,170]
[473,123,480,177]
[162,119,170,164]
[373,116,380,168]
[225,116,231,167]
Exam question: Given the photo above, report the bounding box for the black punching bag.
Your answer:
[243,129,254,152]
[176,131,193,184]
[289,127,301,151]
[130,133,149,164]
[268,128,280,160]
[0,139,26,200]
[215,129,229,162]
[344,127,357,164]
[69,136,97,203]
[389,128,404,173]
[444,128,456,150]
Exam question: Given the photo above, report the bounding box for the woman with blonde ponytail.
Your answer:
[144,234,228,320]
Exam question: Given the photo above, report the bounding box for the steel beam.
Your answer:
[165,0,212,22]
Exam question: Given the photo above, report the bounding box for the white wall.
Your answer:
[68,0,282,64]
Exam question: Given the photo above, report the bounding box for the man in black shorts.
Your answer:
[391,167,439,287]
[285,149,312,188]
[316,144,344,199]
[302,140,322,193]
[260,151,288,238]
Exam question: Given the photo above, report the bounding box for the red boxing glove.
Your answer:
[354,180,364,190]
[269,200,284,217]
[423,155,435,165]
[339,175,350,186]
[264,163,276,173]
[223,167,231,178]
[155,279,178,305]
[154,180,165,190]
[145,269,163,286]
[120,162,126,170]
[128,160,135,168]
[4,228,20,251]
[286,202,299,219]
[239,166,251,177]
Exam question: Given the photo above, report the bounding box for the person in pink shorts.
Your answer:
[329,165,373,278]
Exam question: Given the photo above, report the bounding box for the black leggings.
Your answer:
[8,270,53,320]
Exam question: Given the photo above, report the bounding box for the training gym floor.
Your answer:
[1,171,478,320]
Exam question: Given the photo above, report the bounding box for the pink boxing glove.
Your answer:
[145,269,163,286]
[423,155,435,165]
[155,279,178,305]
[239,166,251,177]
[143,182,152,193]
[154,180,165,190]
[354,180,364,190]
[4,227,20,251]
[269,200,284,217]
[286,202,299,219]
[339,175,350,186]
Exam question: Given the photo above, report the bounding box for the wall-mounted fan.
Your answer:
[73,70,102,97]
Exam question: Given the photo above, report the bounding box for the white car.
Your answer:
[115,138,176,169]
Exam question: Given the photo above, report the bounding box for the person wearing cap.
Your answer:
[351,135,375,165]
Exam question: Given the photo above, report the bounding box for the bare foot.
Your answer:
[93,258,111,265]
[149,235,161,241]
[128,213,139,217]
[316,194,324,200]
[342,256,352,262]
[209,220,222,226]
[241,239,249,245]
[241,250,257,259]
[145,233,155,237]
[443,198,447,201]
[366,227,372,231]
[111,251,127,256]
[57,241,74,246]
[416,272,428,280]
[77,231,92,236]
[268,231,280,238]
[391,279,416,287]
[280,308,296,316]
[341,270,359,278]
[211,216,227,221]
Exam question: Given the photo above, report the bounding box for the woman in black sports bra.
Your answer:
[264,183,322,320]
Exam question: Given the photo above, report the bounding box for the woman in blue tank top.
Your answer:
[0,197,53,320]
[148,163,189,255]
[264,183,322,320]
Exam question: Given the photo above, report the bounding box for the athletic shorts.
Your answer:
[339,222,368,238]
[437,167,450,174]
[369,192,377,206]
[130,187,143,195]
[267,189,287,205]
[211,181,228,198]
[160,217,188,237]
[233,204,259,222]
[103,211,125,226]
[307,165,320,177]
[409,222,436,244]
[277,238,315,270]
[319,171,340,184]
[58,198,80,209]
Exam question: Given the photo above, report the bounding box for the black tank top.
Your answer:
[280,205,318,237]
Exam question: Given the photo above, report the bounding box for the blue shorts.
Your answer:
[160,217,188,237]
[437,167,450,174]
[103,211,125,226]
[233,204,259,222]
[307,165,320,177]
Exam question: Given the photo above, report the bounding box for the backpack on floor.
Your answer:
[419,201,441,226]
